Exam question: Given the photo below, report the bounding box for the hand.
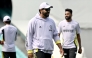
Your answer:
[0,40,1,44]
[0,41,4,45]
[28,53,34,58]
[78,47,82,54]
[60,49,64,57]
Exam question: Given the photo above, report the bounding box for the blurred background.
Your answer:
[0,0,92,58]
[0,0,12,20]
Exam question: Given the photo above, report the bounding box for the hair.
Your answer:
[65,8,72,14]
[5,21,11,24]
[4,19,11,24]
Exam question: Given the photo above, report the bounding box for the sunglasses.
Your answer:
[42,8,50,11]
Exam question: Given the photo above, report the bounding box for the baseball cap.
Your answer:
[3,16,11,22]
[39,2,53,9]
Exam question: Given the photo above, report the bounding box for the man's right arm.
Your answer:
[0,28,2,44]
[58,33,60,37]
[0,27,4,45]
[58,22,62,37]
[15,31,17,41]
[25,20,34,58]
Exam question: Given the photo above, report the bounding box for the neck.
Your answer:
[40,14,47,19]
[5,24,10,25]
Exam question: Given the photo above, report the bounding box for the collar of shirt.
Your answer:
[35,13,49,22]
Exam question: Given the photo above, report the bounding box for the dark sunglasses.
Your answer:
[42,8,50,11]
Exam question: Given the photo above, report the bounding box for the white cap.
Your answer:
[3,16,11,22]
[39,2,53,9]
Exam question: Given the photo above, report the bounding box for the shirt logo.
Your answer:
[63,29,74,33]
[46,3,49,5]
[63,26,65,27]
[71,25,74,28]
[39,26,42,28]
[49,25,52,31]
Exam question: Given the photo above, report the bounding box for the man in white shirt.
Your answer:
[0,16,17,58]
[58,8,82,58]
[25,2,64,58]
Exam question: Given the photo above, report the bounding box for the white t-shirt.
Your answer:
[58,20,80,49]
[0,25,17,52]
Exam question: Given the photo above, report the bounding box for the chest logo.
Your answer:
[71,25,74,28]
[49,25,52,31]
[39,26,42,28]
[63,26,65,27]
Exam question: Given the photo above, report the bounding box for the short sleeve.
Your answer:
[76,23,80,34]
[58,22,62,33]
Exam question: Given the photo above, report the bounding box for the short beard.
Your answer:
[44,14,49,17]
[65,16,71,20]
[43,12,49,18]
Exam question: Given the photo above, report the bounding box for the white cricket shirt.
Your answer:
[58,20,80,48]
[0,25,17,52]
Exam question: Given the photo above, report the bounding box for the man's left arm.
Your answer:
[76,23,82,54]
[77,34,82,53]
